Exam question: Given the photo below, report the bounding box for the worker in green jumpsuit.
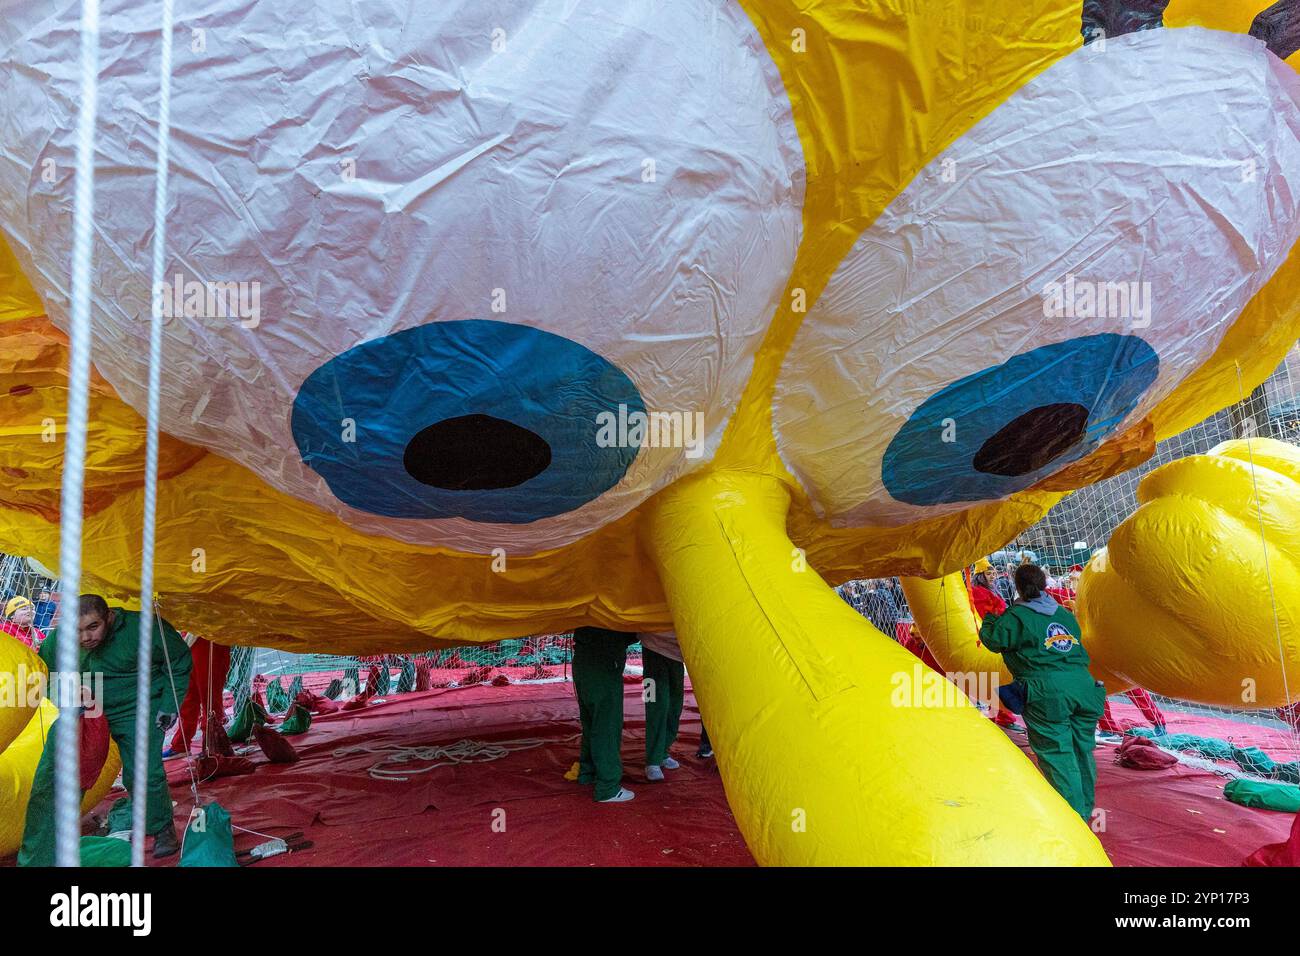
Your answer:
[639,629,685,782]
[979,564,1106,822]
[572,626,637,803]
[18,594,192,864]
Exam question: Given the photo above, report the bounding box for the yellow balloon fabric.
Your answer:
[646,470,1108,866]
[1,3,1298,651]
[900,574,1012,709]
[0,635,45,752]
[0,699,122,857]
[1078,439,1300,707]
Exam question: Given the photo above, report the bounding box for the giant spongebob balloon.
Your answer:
[2,1,1300,865]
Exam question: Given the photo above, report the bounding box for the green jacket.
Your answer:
[978,598,1091,681]
[39,606,192,718]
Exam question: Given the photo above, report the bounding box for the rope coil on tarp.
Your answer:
[333,734,582,782]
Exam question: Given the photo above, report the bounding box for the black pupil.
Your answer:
[403,414,551,491]
[972,402,1090,477]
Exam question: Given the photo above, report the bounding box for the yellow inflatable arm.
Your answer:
[899,574,1012,709]
[645,470,1108,866]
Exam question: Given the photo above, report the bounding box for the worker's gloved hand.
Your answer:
[155,712,178,732]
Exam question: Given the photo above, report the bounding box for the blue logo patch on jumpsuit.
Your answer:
[1043,622,1078,653]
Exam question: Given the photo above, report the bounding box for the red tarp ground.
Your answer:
[5,684,1295,867]
[153,680,752,867]
[1009,697,1299,867]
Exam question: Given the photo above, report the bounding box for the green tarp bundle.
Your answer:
[277,703,312,736]
[1224,778,1300,813]
[105,796,132,834]
[265,678,291,713]
[80,836,131,867]
[226,698,270,743]
[396,657,416,693]
[179,802,239,867]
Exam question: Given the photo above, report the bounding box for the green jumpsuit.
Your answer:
[642,647,684,767]
[18,607,192,865]
[979,599,1105,821]
[572,627,636,801]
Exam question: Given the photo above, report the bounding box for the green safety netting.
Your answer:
[1129,729,1300,783]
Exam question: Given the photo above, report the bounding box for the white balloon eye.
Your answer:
[774,27,1300,529]
[0,0,804,553]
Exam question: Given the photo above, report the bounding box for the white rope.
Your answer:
[130,0,176,868]
[333,733,582,782]
[53,0,103,869]
[231,822,288,842]
[154,603,200,793]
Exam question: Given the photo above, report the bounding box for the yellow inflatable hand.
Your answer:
[0,699,122,856]
[0,635,45,751]
[1078,438,1300,707]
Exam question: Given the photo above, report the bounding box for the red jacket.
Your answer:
[970,585,1006,620]
[1,619,46,651]
[1046,586,1077,610]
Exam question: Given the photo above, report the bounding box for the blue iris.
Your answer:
[882,333,1159,506]
[290,320,645,523]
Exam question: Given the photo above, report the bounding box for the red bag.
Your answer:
[204,710,236,757]
[1116,735,1177,770]
[294,689,339,715]
[80,712,111,789]
[253,723,300,764]
[196,754,256,781]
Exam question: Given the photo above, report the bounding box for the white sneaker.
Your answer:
[645,764,665,782]
[661,756,680,770]
[599,787,636,803]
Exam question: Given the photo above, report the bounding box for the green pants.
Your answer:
[18,701,174,866]
[1022,672,1106,822]
[573,630,630,801]
[643,648,684,766]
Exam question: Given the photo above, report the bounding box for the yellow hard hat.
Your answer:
[973,558,992,574]
[5,596,33,618]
